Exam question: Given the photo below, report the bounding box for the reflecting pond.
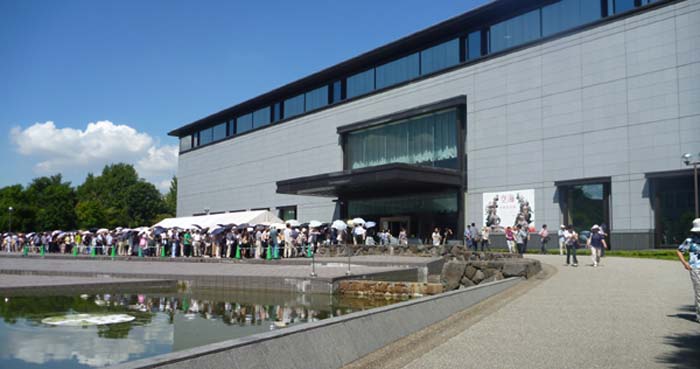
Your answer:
[0,289,398,368]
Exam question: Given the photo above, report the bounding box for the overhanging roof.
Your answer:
[645,169,694,179]
[276,164,462,197]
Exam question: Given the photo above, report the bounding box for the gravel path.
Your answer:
[374,255,700,369]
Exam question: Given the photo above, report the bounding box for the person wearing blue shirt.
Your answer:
[676,218,700,323]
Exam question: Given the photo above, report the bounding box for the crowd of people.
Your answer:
[0,219,426,259]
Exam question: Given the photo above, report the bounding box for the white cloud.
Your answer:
[10,120,178,192]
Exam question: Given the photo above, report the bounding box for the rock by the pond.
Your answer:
[441,261,467,290]
[460,276,475,288]
[472,269,486,284]
[464,265,478,280]
[481,271,504,284]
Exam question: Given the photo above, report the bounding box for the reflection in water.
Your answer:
[0,291,396,369]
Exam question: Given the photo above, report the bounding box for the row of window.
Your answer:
[179,0,661,153]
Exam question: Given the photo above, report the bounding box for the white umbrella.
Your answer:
[365,221,376,229]
[52,230,62,236]
[352,217,366,226]
[331,220,347,231]
[97,228,109,234]
[286,219,301,227]
[309,220,323,228]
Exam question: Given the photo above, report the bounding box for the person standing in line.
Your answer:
[505,226,515,254]
[480,226,490,251]
[464,225,472,248]
[586,225,608,267]
[431,227,442,246]
[270,226,279,258]
[538,224,550,254]
[398,228,408,246]
[676,218,700,322]
[183,230,192,257]
[558,225,566,256]
[515,224,527,255]
[564,224,579,267]
[283,224,293,258]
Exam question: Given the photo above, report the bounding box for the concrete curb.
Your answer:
[113,277,521,369]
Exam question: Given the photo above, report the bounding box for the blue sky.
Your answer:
[0,0,488,191]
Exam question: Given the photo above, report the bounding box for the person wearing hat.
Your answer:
[586,225,608,267]
[557,225,566,256]
[676,218,700,322]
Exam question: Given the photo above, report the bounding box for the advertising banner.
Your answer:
[483,189,535,232]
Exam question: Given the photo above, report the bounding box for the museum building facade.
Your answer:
[171,0,700,249]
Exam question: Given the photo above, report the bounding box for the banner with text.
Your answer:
[483,189,535,232]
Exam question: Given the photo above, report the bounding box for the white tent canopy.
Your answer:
[152,210,283,230]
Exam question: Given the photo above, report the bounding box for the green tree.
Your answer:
[25,174,77,231]
[76,163,167,228]
[0,184,35,233]
[164,176,177,216]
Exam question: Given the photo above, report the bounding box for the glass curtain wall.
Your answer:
[346,108,458,170]
[212,122,227,141]
[253,107,271,129]
[542,0,603,37]
[237,113,253,134]
[305,86,329,111]
[347,69,375,99]
[284,94,305,119]
[179,135,192,151]
[420,39,460,75]
[490,9,541,53]
[376,53,420,90]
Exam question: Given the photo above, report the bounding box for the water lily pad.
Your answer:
[41,313,135,326]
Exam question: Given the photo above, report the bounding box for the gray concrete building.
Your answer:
[171,0,700,249]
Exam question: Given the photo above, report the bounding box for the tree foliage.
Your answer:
[0,163,175,233]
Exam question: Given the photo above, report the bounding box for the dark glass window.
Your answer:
[331,80,343,103]
[228,118,235,135]
[563,183,608,234]
[284,94,305,119]
[272,102,281,122]
[490,9,541,53]
[253,106,271,128]
[542,0,602,37]
[305,86,328,111]
[348,192,458,217]
[376,53,419,89]
[421,39,460,75]
[347,69,375,99]
[277,206,297,221]
[467,31,482,60]
[614,0,636,13]
[212,122,227,141]
[179,135,192,152]
[236,113,253,134]
[199,127,213,146]
[346,108,458,170]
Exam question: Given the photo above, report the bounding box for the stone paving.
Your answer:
[367,255,700,369]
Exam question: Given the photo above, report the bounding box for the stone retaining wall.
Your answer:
[336,280,444,299]
[441,258,542,291]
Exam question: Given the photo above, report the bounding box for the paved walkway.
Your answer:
[362,255,700,369]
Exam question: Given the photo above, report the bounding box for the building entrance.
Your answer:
[380,216,410,240]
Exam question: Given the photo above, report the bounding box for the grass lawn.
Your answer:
[489,248,680,261]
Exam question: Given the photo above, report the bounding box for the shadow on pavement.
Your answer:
[656,305,700,369]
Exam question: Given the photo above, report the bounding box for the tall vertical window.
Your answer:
[212,122,227,141]
[284,94,305,119]
[179,135,192,152]
[236,113,253,134]
[542,0,602,37]
[272,102,281,122]
[490,9,541,53]
[347,69,375,99]
[346,108,458,170]
[305,86,328,111]
[467,31,482,60]
[253,107,271,128]
[420,39,460,75]
[376,53,420,90]
[331,80,343,103]
[278,206,297,221]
